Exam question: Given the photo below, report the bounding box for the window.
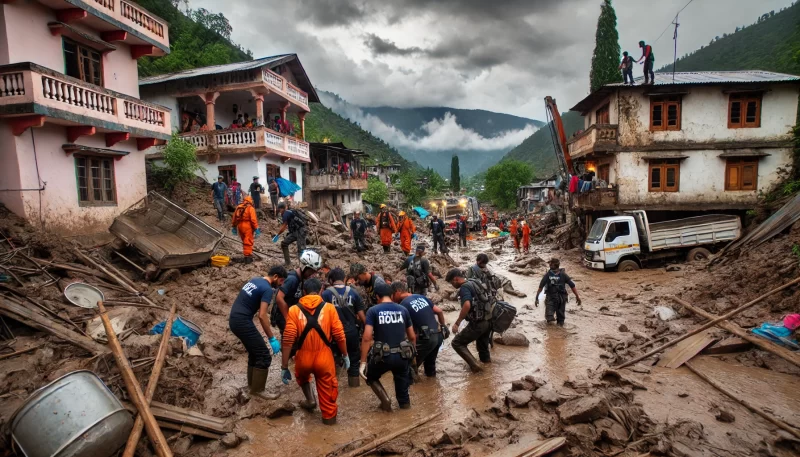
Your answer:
[650,96,681,131]
[289,167,297,183]
[598,164,610,182]
[649,159,680,192]
[63,39,103,86]
[605,221,631,242]
[75,156,116,205]
[266,164,280,179]
[218,165,236,185]
[728,93,761,128]
[725,158,758,191]
[595,104,610,124]
[331,193,337,205]
[341,194,345,204]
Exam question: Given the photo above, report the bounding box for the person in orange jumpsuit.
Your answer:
[397,211,416,256]
[480,212,488,237]
[377,204,398,253]
[521,220,531,253]
[509,218,520,253]
[280,278,348,425]
[232,196,260,264]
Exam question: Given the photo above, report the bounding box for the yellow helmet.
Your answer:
[398,211,406,216]
[380,204,387,209]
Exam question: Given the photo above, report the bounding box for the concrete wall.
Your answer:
[584,92,619,129]
[102,42,140,97]
[0,122,24,216]
[197,154,305,203]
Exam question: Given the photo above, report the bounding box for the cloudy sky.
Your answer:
[189,0,794,122]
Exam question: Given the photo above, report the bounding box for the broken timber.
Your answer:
[487,436,567,457]
[337,412,441,457]
[656,329,718,369]
[123,401,233,435]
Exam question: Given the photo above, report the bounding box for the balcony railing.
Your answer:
[0,63,170,136]
[262,69,309,108]
[572,187,618,210]
[179,127,310,162]
[567,124,618,158]
[306,174,368,191]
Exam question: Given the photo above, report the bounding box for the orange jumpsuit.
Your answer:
[522,223,531,253]
[398,217,416,255]
[509,220,519,251]
[378,211,397,248]
[232,196,258,257]
[283,295,347,420]
[481,213,488,236]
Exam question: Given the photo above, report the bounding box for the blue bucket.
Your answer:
[150,316,202,347]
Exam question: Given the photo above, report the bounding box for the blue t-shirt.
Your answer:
[211,182,227,200]
[365,302,411,347]
[458,284,475,307]
[282,210,296,226]
[279,271,303,307]
[230,277,273,319]
[321,285,365,334]
[399,294,439,333]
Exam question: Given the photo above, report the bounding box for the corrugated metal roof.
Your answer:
[139,54,293,85]
[608,70,800,86]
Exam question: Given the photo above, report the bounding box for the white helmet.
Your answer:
[299,250,322,270]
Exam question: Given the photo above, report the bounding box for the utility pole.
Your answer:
[672,14,680,82]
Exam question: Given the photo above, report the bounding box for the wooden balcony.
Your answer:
[567,124,618,159]
[306,174,368,191]
[178,127,310,163]
[572,187,618,210]
[0,62,170,139]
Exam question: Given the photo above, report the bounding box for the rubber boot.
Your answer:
[250,367,269,394]
[322,416,337,425]
[299,382,317,411]
[348,376,360,387]
[368,381,392,412]
[453,345,483,373]
[281,245,292,267]
[244,255,253,264]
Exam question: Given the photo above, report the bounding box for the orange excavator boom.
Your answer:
[544,96,574,176]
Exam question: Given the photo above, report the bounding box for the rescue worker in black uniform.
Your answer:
[445,268,494,373]
[350,211,368,252]
[456,215,468,248]
[430,215,447,254]
[350,263,387,308]
[249,176,264,215]
[321,268,366,387]
[275,202,307,267]
[535,258,582,326]
[397,244,438,296]
[359,283,416,411]
[391,281,449,379]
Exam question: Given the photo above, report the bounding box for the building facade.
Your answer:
[517,175,557,213]
[139,54,317,205]
[567,71,799,219]
[0,0,172,232]
[307,142,367,224]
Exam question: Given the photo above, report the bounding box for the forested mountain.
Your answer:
[361,106,544,137]
[500,111,584,177]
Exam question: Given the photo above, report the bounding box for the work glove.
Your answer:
[341,356,351,371]
[412,233,418,240]
[254,228,262,238]
[231,227,238,236]
[359,362,368,381]
[268,336,280,354]
[442,325,450,340]
[451,322,460,335]
[281,368,292,385]
[271,234,280,243]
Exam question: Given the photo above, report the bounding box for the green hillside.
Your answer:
[501,111,584,177]
[659,3,800,75]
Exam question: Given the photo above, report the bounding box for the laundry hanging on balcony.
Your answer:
[275,177,301,197]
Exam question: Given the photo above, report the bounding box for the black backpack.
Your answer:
[288,209,307,232]
[546,269,568,295]
[464,279,493,321]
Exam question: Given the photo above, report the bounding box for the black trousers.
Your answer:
[644,60,654,83]
[367,353,411,406]
[459,233,467,247]
[433,233,447,253]
[452,319,492,362]
[353,234,367,252]
[416,332,443,376]
[251,193,261,209]
[281,229,307,258]
[269,194,279,214]
[333,328,361,377]
[229,315,272,369]
[545,294,567,324]
[623,68,633,84]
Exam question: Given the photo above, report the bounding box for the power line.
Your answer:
[653,0,696,44]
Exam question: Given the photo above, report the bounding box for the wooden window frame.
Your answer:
[648,159,680,192]
[289,167,297,183]
[649,96,681,131]
[75,155,117,207]
[728,93,761,129]
[598,164,610,182]
[724,158,758,191]
[266,164,280,179]
[62,38,104,87]
[595,103,610,124]
[217,165,236,185]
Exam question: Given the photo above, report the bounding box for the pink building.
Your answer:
[0,0,171,233]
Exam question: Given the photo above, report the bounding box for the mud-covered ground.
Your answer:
[1,193,799,457]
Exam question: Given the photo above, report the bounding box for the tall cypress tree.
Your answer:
[590,0,623,92]
[450,155,460,192]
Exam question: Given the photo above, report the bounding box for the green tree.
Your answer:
[450,155,461,191]
[363,177,388,205]
[484,161,533,209]
[150,133,203,191]
[422,168,447,196]
[396,173,426,206]
[189,8,233,40]
[589,0,622,92]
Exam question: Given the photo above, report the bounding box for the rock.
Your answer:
[594,417,629,445]
[331,222,347,233]
[221,432,241,449]
[666,265,682,272]
[511,379,535,391]
[266,401,296,419]
[494,331,529,347]
[524,375,547,389]
[557,395,609,425]
[677,392,689,398]
[713,407,735,423]
[601,369,647,390]
[618,324,629,333]
[505,390,533,408]
[564,423,598,446]
[533,384,560,405]
[173,436,192,455]
[439,302,458,312]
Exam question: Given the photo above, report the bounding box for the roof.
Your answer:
[571,70,800,113]
[309,142,367,156]
[139,54,320,103]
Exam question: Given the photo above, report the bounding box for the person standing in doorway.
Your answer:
[211,176,227,222]
[249,176,264,215]
[268,177,280,218]
[637,41,655,85]
[535,258,582,326]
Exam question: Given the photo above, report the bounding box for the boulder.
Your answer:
[505,390,533,408]
[511,379,535,392]
[557,395,609,425]
[221,432,241,449]
[524,375,547,389]
[494,331,530,347]
[564,423,598,446]
[266,401,296,419]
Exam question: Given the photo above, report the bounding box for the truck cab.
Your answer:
[583,215,641,270]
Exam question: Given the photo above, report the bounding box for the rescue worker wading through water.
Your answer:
[430,215,447,254]
[281,278,349,425]
[397,211,417,256]
[535,258,582,326]
[350,263,387,309]
[391,281,448,380]
[446,268,494,373]
[321,268,366,387]
[359,283,416,411]
[398,244,438,296]
[456,215,468,248]
[275,202,307,267]
[228,266,287,396]
[274,250,322,333]
[350,211,368,252]
[232,196,261,264]
[378,205,398,253]
[522,220,531,253]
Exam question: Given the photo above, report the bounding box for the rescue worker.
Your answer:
[456,215,468,248]
[350,211,368,252]
[445,268,494,373]
[521,220,531,253]
[359,283,416,411]
[397,211,416,256]
[281,278,349,425]
[228,266,287,395]
[465,253,500,303]
[350,263,387,308]
[321,268,366,387]
[275,202,307,267]
[211,175,227,222]
[391,281,448,379]
[377,204,397,253]
[535,258,582,326]
[231,196,260,264]
[430,215,447,254]
[268,178,280,218]
[481,211,488,237]
[275,250,322,333]
[509,218,520,253]
[398,244,438,296]
[249,176,264,214]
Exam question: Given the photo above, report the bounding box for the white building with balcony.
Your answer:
[567,71,799,219]
[139,54,317,204]
[0,0,172,232]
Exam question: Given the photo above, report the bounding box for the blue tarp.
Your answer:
[412,206,429,219]
[275,177,301,197]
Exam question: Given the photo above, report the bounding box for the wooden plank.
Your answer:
[487,436,567,457]
[156,420,223,440]
[657,329,718,369]
[702,337,752,355]
[124,401,232,434]
[338,413,441,457]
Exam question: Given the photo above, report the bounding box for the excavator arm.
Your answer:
[544,96,574,177]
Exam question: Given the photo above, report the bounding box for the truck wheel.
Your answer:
[617,260,640,272]
[686,247,711,262]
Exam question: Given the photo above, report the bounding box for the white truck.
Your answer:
[583,210,741,272]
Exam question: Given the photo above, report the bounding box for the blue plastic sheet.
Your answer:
[151,316,202,347]
[752,322,799,349]
[275,177,301,197]
[412,206,429,219]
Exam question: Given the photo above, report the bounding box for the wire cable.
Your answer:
[653,0,696,44]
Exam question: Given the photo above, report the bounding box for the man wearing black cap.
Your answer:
[398,244,438,296]
[249,176,264,214]
[359,283,416,411]
[211,176,227,222]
